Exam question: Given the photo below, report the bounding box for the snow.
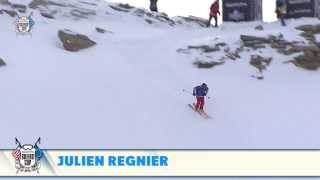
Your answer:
[316,34,320,43]
[0,0,320,151]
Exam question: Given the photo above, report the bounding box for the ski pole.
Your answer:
[183,89,212,99]
[183,89,213,101]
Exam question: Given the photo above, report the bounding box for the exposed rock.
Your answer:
[300,31,314,40]
[240,35,270,43]
[0,58,6,67]
[215,42,227,47]
[176,16,208,28]
[226,51,241,60]
[11,3,27,13]
[193,61,224,69]
[2,9,17,17]
[291,54,320,70]
[117,3,134,9]
[145,19,153,24]
[70,8,96,19]
[58,29,96,52]
[296,24,320,34]
[96,27,106,33]
[0,0,10,5]
[251,75,264,80]
[40,11,56,19]
[296,25,314,32]
[178,42,241,62]
[250,55,272,72]
[133,8,146,17]
[240,35,272,50]
[188,45,220,53]
[154,14,175,26]
[289,45,320,53]
[224,47,242,60]
[283,41,320,70]
[244,42,266,49]
[255,25,264,31]
[241,34,306,57]
[296,24,320,45]
[133,9,175,26]
[271,42,287,49]
[109,4,130,13]
[29,0,67,9]
[27,1,37,8]
[268,34,284,42]
[79,1,97,6]
[242,40,266,47]
[176,48,191,54]
[277,48,299,56]
[95,27,112,34]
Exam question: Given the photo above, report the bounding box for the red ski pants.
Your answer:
[195,97,205,110]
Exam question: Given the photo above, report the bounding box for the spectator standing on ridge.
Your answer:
[150,0,158,12]
[207,0,220,27]
[276,0,287,26]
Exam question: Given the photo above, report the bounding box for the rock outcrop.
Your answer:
[250,55,272,72]
[174,16,209,28]
[255,25,264,31]
[289,45,320,70]
[58,29,96,52]
[0,58,6,67]
[193,61,224,69]
[1,9,17,17]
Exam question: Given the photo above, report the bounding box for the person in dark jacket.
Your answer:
[207,0,220,27]
[193,83,209,111]
[150,0,158,12]
[276,0,287,26]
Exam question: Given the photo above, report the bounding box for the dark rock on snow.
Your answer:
[58,29,96,52]
[0,58,6,67]
[95,27,113,34]
[255,25,264,31]
[250,55,272,72]
[193,61,224,69]
[1,9,17,17]
[188,45,220,53]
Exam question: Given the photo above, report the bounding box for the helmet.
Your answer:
[201,83,207,87]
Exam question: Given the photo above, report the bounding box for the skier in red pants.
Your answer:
[193,83,209,112]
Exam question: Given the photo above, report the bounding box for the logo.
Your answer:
[12,138,43,173]
[15,13,35,35]
[229,10,245,21]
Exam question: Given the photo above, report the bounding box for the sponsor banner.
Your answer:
[1,150,320,176]
[286,0,315,18]
[223,0,252,21]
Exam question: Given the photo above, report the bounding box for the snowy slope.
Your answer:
[0,0,319,150]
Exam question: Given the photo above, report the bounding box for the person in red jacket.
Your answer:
[207,0,220,27]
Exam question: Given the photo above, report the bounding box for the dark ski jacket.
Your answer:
[150,0,158,12]
[193,86,209,97]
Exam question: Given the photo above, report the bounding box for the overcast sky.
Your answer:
[107,0,277,22]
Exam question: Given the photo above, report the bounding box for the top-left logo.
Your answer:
[15,13,35,35]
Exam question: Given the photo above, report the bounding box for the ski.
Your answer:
[188,104,211,119]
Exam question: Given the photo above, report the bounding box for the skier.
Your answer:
[150,0,158,12]
[207,0,220,27]
[193,83,209,112]
[275,0,287,26]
